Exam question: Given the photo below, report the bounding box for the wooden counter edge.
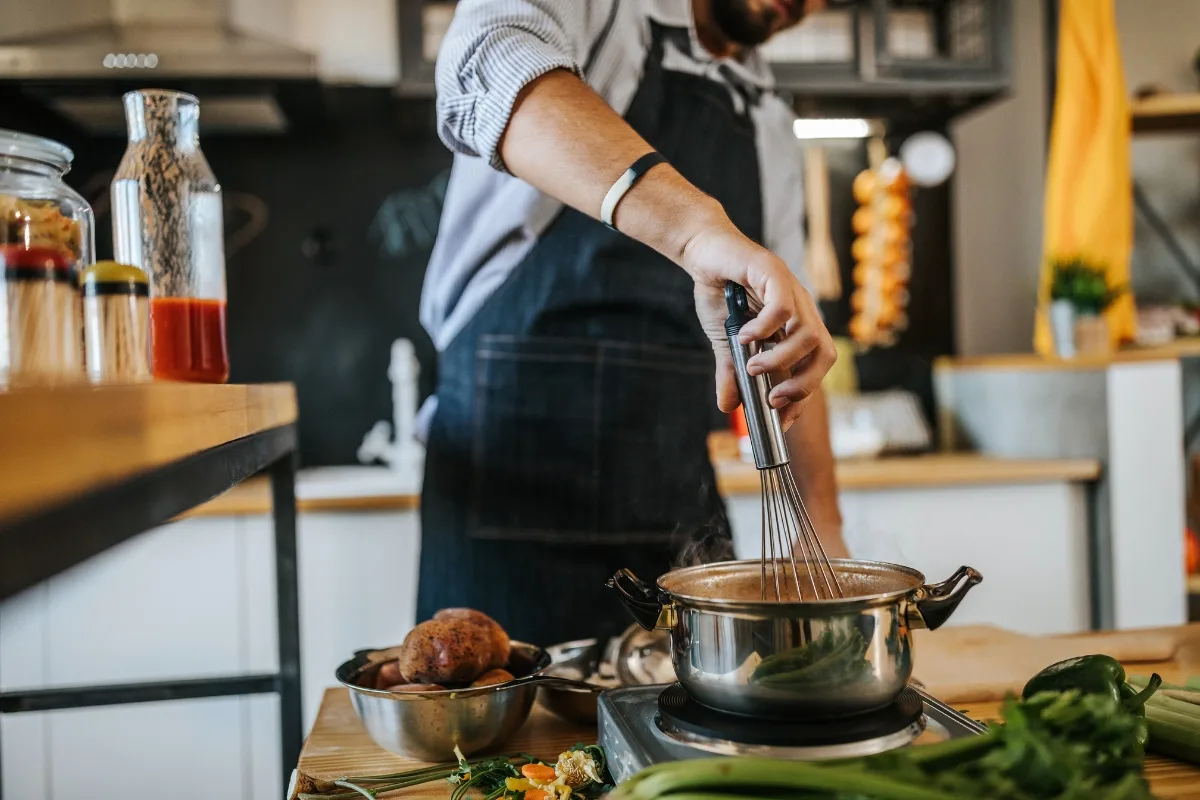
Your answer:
[188,451,1104,516]
[933,339,1200,373]
[717,453,1102,496]
[180,476,419,518]
[0,382,298,525]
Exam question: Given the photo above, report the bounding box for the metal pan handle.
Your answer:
[606,568,673,631]
[910,566,983,631]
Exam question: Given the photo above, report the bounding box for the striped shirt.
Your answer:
[421,0,809,402]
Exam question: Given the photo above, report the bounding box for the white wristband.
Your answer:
[600,152,667,230]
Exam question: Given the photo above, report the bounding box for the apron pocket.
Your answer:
[469,334,718,545]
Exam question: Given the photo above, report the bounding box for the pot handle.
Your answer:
[912,566,982,631]
[606,568,668,631]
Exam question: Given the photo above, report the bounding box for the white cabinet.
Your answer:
[0,506,419,800]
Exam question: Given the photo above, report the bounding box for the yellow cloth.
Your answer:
[1035,0,1136,356]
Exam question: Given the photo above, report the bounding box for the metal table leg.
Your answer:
[271,452,304,786]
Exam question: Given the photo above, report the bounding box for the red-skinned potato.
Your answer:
[385,683,445,692]
[374,660,403,690]
[470,668,515,688]
[433,608,511,670]
[398,619,491,684]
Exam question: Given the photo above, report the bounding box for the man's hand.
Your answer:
[680,212,837,430]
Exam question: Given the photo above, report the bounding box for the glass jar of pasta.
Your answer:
[0,129,94,387]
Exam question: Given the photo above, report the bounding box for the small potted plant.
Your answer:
[1048,256,1127,357]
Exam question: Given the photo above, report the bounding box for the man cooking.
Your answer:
[417,0,845,646]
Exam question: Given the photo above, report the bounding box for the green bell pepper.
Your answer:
[1023,655,1162,752]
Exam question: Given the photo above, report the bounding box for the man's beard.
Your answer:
[710,0,778,47]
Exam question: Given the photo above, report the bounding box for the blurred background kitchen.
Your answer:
[2,0,1200,797]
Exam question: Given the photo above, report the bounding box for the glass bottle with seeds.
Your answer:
[81,261,150,383]
[0,129,94,387]
[112,89,229,383]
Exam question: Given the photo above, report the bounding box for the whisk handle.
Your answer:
[724,281,789,470]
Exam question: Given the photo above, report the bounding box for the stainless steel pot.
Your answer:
[608,559,981,719]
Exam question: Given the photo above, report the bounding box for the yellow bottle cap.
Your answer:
[80,261,149,296]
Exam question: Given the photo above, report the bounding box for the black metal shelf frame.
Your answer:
[0,425,303,797]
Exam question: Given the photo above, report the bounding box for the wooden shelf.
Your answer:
[0,382,296,526]
[1132,93,1200,134]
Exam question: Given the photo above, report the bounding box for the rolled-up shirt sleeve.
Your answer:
[435,0,593,171]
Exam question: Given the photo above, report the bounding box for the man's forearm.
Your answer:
[786,388,847,557]
[499,68,723,262]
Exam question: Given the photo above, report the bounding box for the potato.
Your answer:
[385,683,445,692]
[374,660,403,690]
[433,608,511,670]
[398,619,492,684]
[470,668,514,688]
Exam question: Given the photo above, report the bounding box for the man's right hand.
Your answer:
[679,208,837,429]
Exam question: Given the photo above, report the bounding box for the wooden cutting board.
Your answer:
[913,625,1192,704]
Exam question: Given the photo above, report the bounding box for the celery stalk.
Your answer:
[1146,704,1200,764]
[620,758,971,800]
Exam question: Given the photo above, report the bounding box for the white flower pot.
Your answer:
[1050,300,1077,358]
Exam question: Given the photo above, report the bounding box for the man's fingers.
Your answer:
[777,397,810,431]
[737,299,789,344]
[713,350,741,413]
[746,326,821,376]
[767,341,836,407]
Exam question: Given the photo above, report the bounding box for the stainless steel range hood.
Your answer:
[0,0,320,134]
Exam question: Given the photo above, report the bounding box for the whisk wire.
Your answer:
[759,464,844,602]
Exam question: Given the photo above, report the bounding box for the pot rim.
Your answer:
[655,558,928,613]
[336,641,551,700]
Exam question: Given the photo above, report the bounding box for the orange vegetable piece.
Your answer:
[521,764,558,783]
[525,789,551,800]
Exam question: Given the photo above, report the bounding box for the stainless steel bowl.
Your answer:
[610,558,982,719]
[539,627,674,724]
[539,639,611,724]
[336,641,549,760]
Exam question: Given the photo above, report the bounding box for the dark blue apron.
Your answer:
[418,19,766,646]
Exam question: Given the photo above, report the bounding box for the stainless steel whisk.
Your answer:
[725,282,845,602]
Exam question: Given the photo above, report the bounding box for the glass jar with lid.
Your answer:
[0,129,94,387]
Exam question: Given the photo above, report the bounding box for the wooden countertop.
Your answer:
[182,476,419,518]
[292,627,1200,799]
[185,450,1102,516]
[0,382,296,525]
[934,338,1200,372]
[715,452,1101,496]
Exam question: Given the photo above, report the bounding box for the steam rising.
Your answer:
[670,479,735,568]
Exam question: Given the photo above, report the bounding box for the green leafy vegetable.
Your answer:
[750,627,873,689]
[612,689,1155,800]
